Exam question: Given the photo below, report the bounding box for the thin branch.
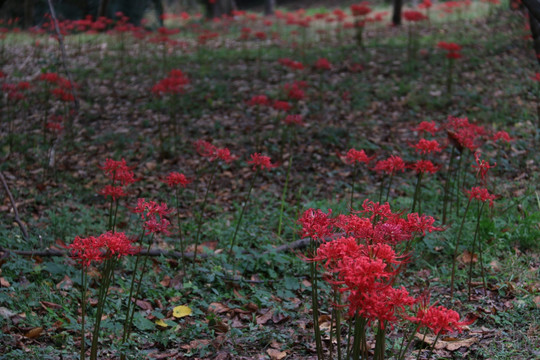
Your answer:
[0,172,29,240]
[46,0,80,112]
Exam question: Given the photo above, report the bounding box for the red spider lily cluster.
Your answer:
[133,198,172,235]
[68,232,138,266]
[247,153,277,171]
[298,200,468,332]
[437,41,462,59]
[151,69,190,96]
[403,10,428,22]
[98,158,136,200]
[194,139,235,163]
[164,172,191,188]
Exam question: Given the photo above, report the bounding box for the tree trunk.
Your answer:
[206,0,236,19]
[264,0,275,16]
[23,0,34,28]
[522,0,540,64]
[392,0,402,26]
[98,0,109,17]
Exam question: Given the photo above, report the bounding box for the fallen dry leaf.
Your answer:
[25,327,44,339]
[208,302,230,314]
[0,277,11,287]
[457,250,478,265]
[256,309,274,325]
[415,332,478,350]
[266,348,287,360]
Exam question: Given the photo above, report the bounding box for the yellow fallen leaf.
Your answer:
[25,327,43,339]
[173,305,192,318]
[155,319,168,327]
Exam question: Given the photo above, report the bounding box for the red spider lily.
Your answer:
[410,159,440,174]
[247,95,270,107]
[437,41,461,52]
[100,231,139,258]
[345,148,373,165]
[314,58,331,71]
[373,155,406,175]
[472,152,496,182]
[411,138,443,154]
[311,236,360,269]
[283,114,304,126]
[403,10,427,22]
[133,198,172,220]
[51,88,75,102]
[405,213,444,235]
[39,72,60,84]
[99,185,127,200]
[418,0,433,9]
[151,69,189,96]
[531,72,540,82]
[493,130,513,143]
[194,139,217,158]
[247,153,277,171]
[143,217,172,235]
[350,3,372,16]
[284,81,307,101]
[100,158,136,186]
[273,100,292,112]
[17,81,31,90]
[357,199,399,222]
[0,70,5,78]
[68,236,105,266]
[409,305,474,334]
[465,187,497,207]
[254,31,267,40]
[298,208,334,240]
[415,120,439,135]
[164,172,191,188]
[213,147,235,163]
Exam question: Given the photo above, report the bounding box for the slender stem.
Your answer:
[468,201,484,301]
[426,333,441,360]
[442,146,456,225]
[277,155,293,238]
[476,204,488,294]
[80,265,86,360]
[192,166,217,269]
[397,322,421,360]
[411,172,423,213]
[175,187,187,274]
[450,198,472,299]
[227,170,258,260]
[90,258,116,360]
[378,176,386,203]
[310,239,324,360]
[385,173,394,202]
[416,328,429,360]
[350,164,358,210]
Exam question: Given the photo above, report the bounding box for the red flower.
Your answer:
[471,152,495,182]
[531,72,540,82]
[100,231,139,258]
[415,121,439,135]
[403,10,427,22]
[411,138,443,154]
[298,208,334,240]
[493,131,513,143]
[314,57,331,70]
[164,172,191,188]
[283,114,304,126]
[273,100,292,112]
[350,3,372,17]
[437,41,461,52]
[405,213,443,235]
[465,187,497,207]
[247,95,270,107]
[133,198,172,219]
[410,305,473,334]
[345,148,373,165]
[213,147,235,163]
[100,158,136,185]
[247,153,276,171]
[51,88,74,102]
[99,185,127,200]
[143,217,172,235]
[68,235,104,266]
[446,51,462,59]
[194,139,217,158]
[411,159,440,174]
[373,155,406,175]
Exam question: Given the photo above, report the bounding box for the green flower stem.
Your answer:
[277,155,293,238]
[80,266,87,360]
[450,197,472,299]
[375,322,386,360]
[385,173,395,202]
[174,187,187,274]
[351,314,367,360]
[350,164,358,210]
[397,322,421,360]
[442,146,456,224]
[227,169,259,260]
[125,235,155,343]
[468,201,485,300]
[416,328,429,360]
[411,172,424,213]
[90,258,116,360]
[192,165,217,270]
[309,239,324,360]
[426,333,441,359]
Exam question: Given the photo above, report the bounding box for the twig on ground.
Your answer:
[0,172,29,240]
